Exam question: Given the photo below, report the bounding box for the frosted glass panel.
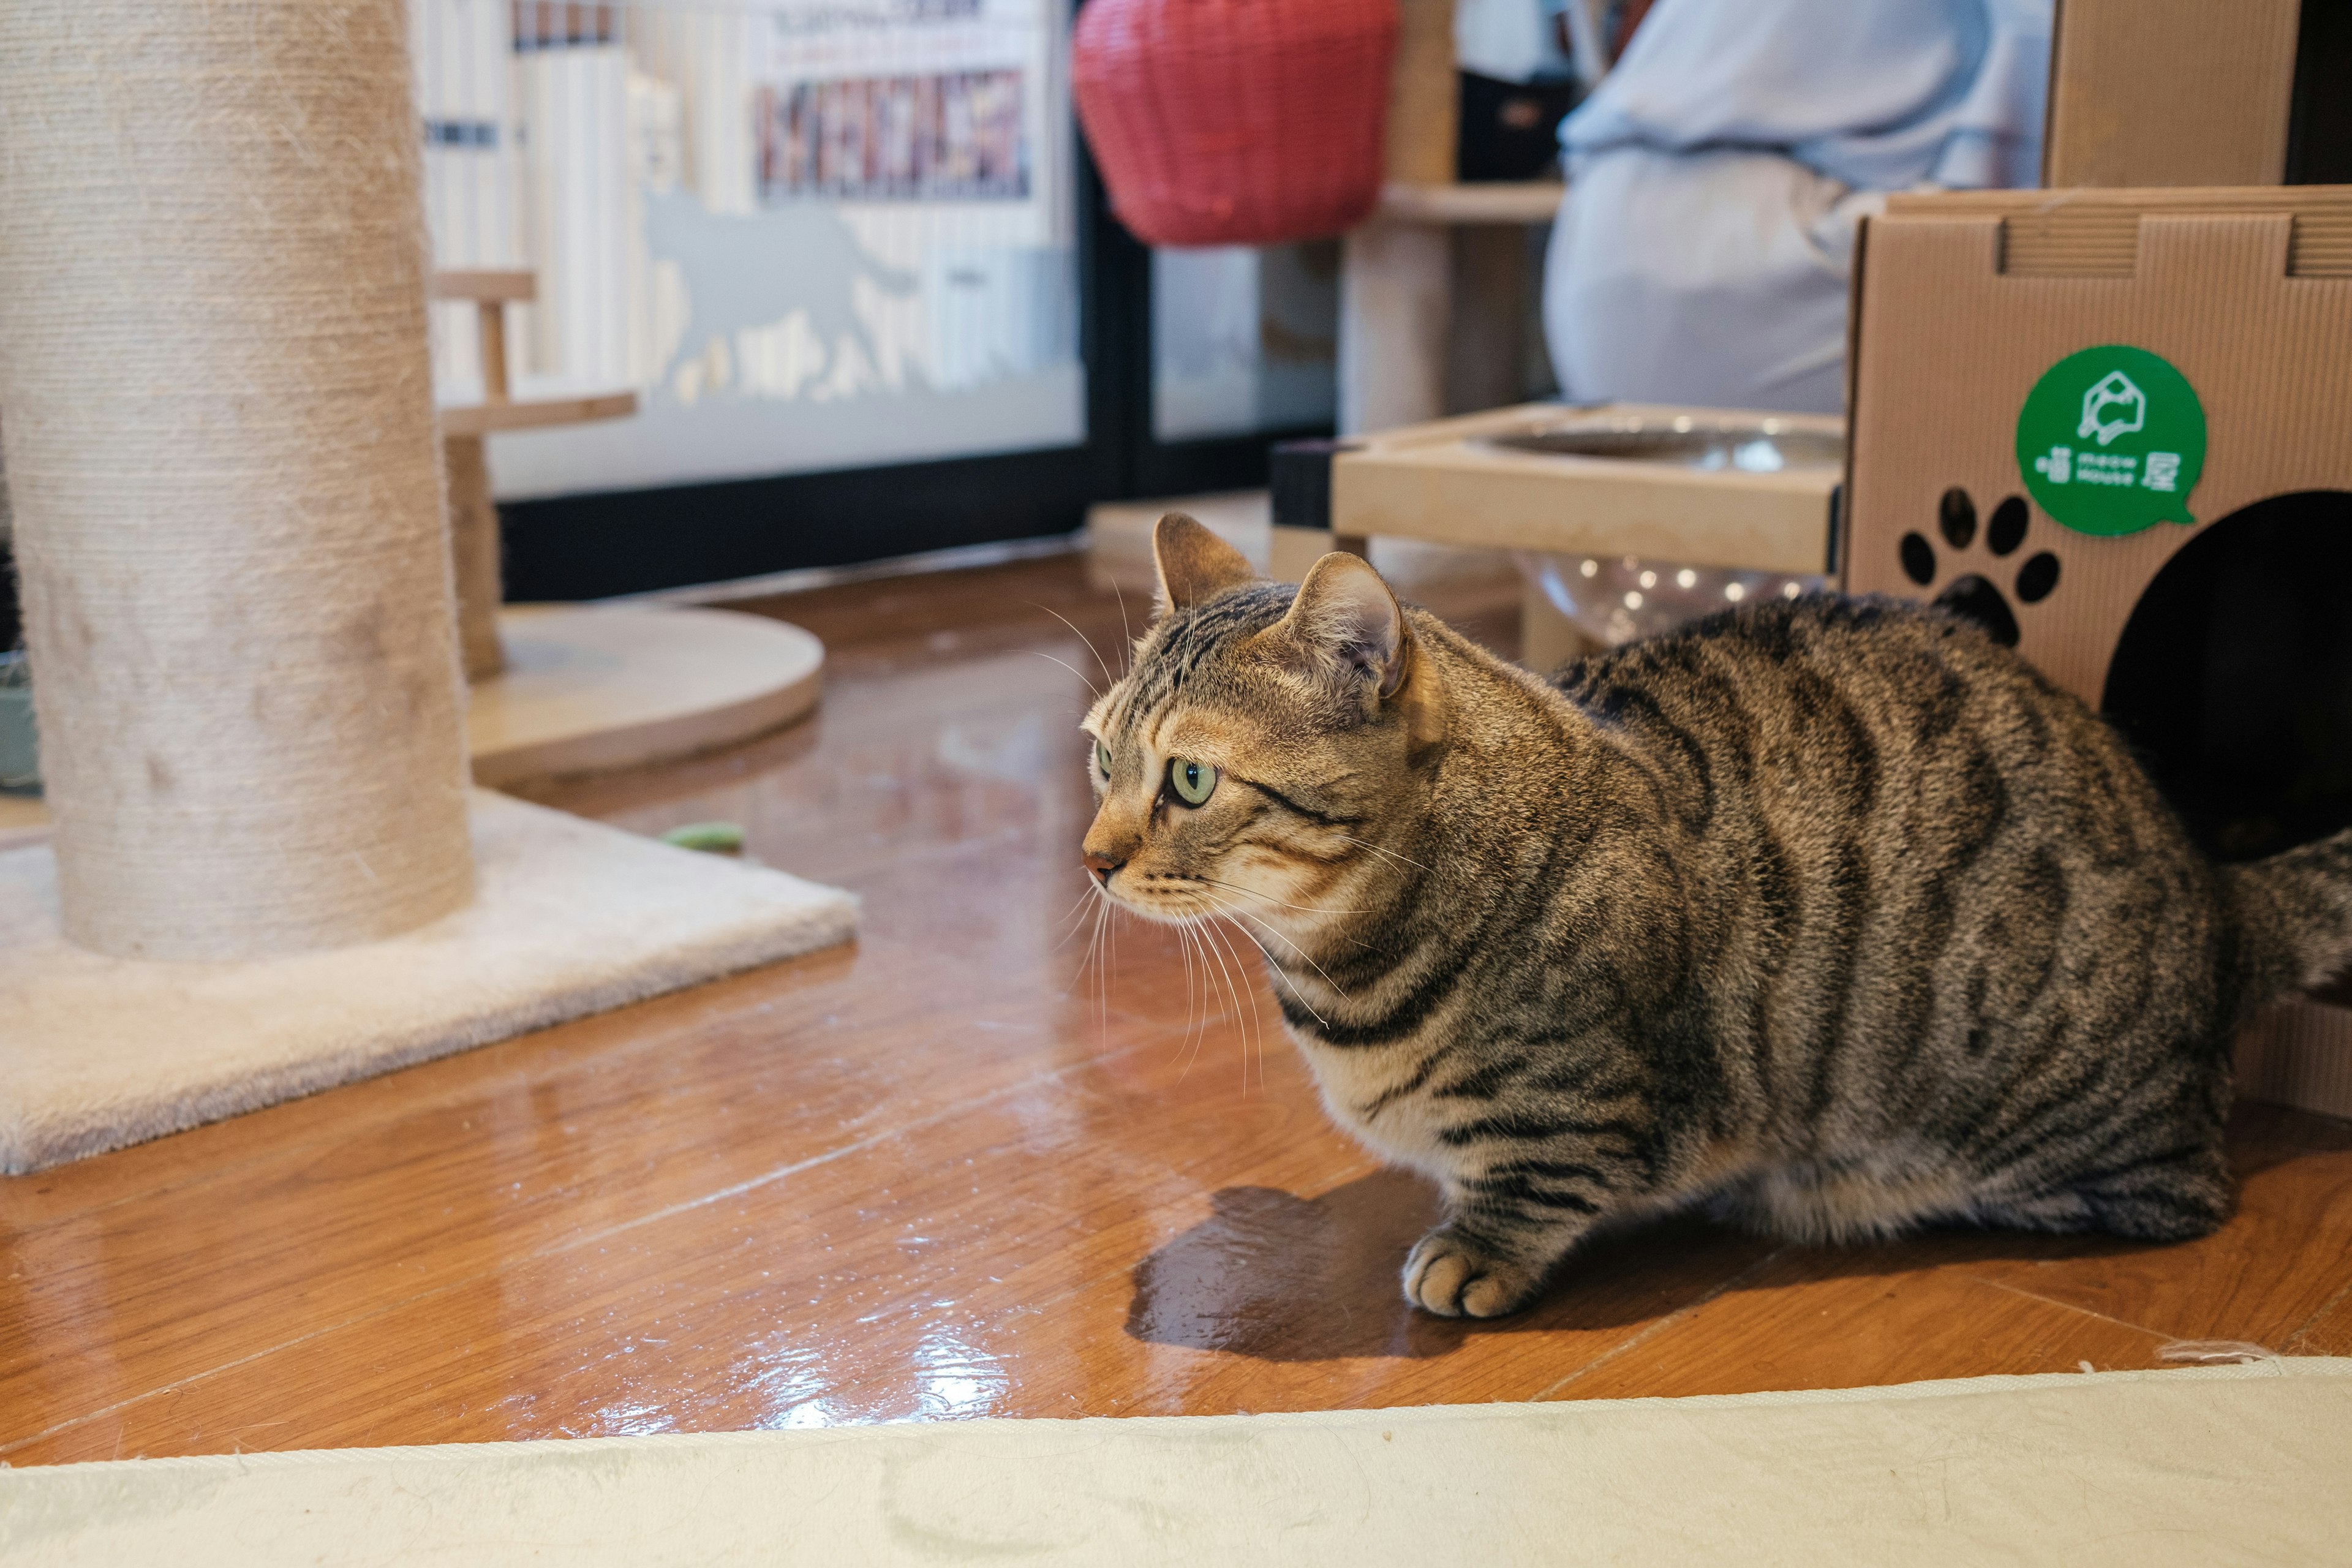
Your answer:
[412,0,1083,502]
[1152,241,1339,442]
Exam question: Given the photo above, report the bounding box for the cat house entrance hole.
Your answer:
[2101,489,2352,862]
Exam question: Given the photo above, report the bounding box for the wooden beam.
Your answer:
[475,300,510,404]
[432,270,537,303]
[439,391,639,438]
[1376,181,1563,226]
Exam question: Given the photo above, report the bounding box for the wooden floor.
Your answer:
[4,554,2350,1466]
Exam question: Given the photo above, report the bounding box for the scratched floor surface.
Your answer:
[4,555,2349,1464]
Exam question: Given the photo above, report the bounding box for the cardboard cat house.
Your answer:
[1842,185,2352,1114]
[1844,186,2352,845]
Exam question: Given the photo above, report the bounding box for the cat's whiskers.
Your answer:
[1186,900,1263,1095]
[1194,874,1370,919]
[1093,894,1115,1038]
[1193,907,1248,1085]
[1170,916,1207,1083]
[1217,914,1272,1095]
[1091,887,1127,1045]
[1110,579,1136,675]
[1178,918,1232,1087]
[1025,648,1102,700]
[1047,869,1108,952]
[1172,902,1229,1065]
[1108,879,1124,1039]
[1108,875,1350,1011]
[1030,601,1118,695]
[1330,832,1435,876]
[1199,890,1336,1027]
[1068,886,1111,1038]
[1139,876,1360,998]
[1191,885,1348,1003]
[1166,888,1281,1091]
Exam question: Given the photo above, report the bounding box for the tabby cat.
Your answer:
[1080,514,2352,1318]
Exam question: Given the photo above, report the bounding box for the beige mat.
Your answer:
[2,1360,2346,1565]
[0,791,856,1172]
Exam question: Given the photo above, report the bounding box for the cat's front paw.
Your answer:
[1402,1226,1544,1318]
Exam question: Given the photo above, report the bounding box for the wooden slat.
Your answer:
[1376,181,1564,227]
[439,391,637,436]
[432,269,537,303]
[1547,1251,2177,1402]
[475,300,511,403]
[1382,0,1457,186]
[2295,1306,2352,1354]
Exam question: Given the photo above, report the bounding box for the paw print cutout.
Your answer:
[1897,488,2061,647]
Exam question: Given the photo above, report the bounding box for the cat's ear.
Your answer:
[1270,552,1445,748]
[1274,551,1408,698]
[1152,512,1257,617]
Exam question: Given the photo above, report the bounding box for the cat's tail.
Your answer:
[2227,826,2352,1005]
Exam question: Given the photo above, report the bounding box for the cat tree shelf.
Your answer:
[466,603,823,789]
[427,270,827,786]
[440,392,638,438]
[1374,179,1564,225]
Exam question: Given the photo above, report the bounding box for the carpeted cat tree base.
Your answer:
[0,793,856,1174]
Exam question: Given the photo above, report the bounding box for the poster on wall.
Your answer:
[413,0,1082,505]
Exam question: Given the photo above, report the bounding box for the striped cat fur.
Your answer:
[1080,515,2352,1317]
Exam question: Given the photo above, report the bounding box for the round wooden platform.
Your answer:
[467,603,823,788]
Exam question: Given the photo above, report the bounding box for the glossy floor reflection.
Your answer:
[2,554,2350,1464]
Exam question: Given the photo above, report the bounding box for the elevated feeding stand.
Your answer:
[435,271,824,789]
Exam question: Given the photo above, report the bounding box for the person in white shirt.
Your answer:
[1543,0,2053,413]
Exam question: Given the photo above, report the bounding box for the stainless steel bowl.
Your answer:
[1485,419,1845,473]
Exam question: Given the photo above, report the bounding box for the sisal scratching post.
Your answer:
[0,0,856,1172]
[0,0,474,960]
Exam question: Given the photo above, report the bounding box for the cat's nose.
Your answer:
[1083,850,1124,885]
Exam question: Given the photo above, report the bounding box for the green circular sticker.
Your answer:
[2015,344,2205,535]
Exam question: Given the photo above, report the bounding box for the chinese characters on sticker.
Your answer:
[2016,346,2206,536]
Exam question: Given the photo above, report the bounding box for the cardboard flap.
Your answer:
[2135,212,2297,284]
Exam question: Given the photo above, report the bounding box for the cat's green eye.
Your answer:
[1094,739,1112,780]
[1167,757,1218,807]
